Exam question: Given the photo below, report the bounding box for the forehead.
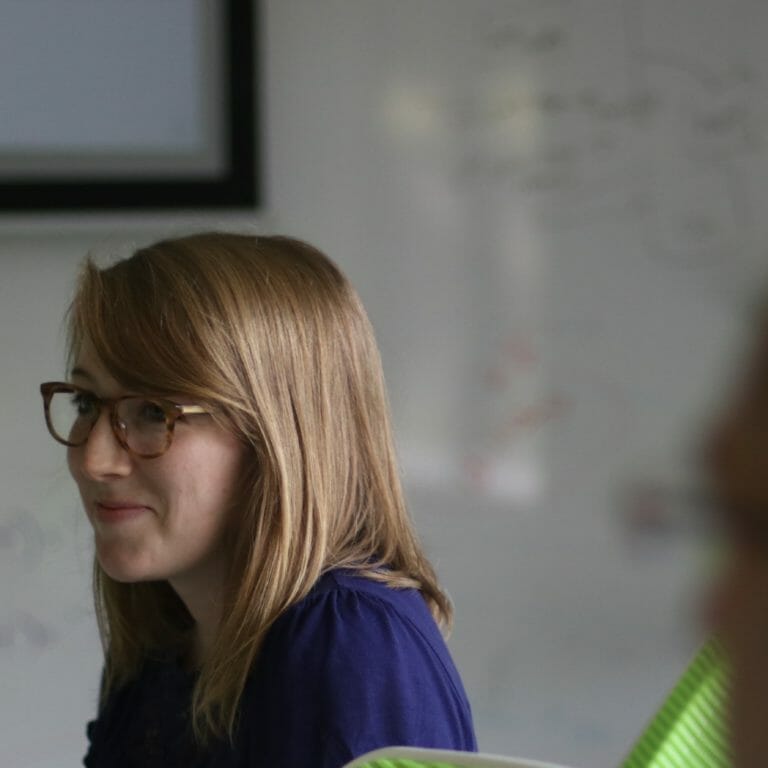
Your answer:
[70,341,123,393]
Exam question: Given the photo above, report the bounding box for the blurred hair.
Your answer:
[67,232,452,745]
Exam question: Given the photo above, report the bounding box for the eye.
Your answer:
[71,391,98,418]
[137,400,167,424]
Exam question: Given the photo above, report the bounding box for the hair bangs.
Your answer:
[67,253,228,402]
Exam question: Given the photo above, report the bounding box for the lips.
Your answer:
[94,500,152,524]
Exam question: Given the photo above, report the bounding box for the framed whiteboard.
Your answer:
[0,0,258,210]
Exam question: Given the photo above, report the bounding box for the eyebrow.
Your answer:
[66,369,171,402]
[69,366,95,382]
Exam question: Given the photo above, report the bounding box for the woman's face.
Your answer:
[67,342,248,587]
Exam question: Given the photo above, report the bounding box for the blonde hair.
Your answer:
[67,233,452,746]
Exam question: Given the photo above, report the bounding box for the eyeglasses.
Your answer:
[39,382,211,459]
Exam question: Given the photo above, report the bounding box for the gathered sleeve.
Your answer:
[243,581,477,768]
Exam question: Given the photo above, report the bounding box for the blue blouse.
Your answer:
[83,569,477,767]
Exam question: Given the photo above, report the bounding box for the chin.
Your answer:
[94,540,163,583]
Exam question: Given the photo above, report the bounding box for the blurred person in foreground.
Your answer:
[707,304,768,768]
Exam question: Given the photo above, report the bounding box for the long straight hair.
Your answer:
[67,233,452,746]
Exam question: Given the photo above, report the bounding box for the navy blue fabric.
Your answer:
[83,569,477,767]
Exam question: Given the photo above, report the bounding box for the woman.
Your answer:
[40,233,476,767]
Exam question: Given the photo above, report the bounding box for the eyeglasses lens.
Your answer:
[118,398,169,455]
[48,390,97,445]
[47,391,169,455]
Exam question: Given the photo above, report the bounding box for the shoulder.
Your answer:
[265,569,450,670]
[242,569,476,761]
[256,569,474,727]
[293,568,436,622]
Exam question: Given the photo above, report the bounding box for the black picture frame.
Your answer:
[0,0,258,211]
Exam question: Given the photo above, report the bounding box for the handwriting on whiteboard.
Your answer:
[448,1,768,301]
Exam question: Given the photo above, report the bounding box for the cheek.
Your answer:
[165,441,248,532]
[709,410,768,509]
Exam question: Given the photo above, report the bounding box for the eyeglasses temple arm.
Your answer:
[178,405,209,415]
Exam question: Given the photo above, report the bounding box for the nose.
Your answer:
[70,409,132,480]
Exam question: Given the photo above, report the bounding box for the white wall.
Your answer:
[1,1,763,766]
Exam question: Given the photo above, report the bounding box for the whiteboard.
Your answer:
[1,1,764,766]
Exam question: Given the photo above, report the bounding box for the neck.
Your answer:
[169,555,228,670]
